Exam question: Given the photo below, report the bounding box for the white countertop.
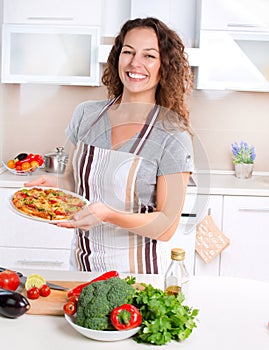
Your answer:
[0,168,269,196]
[1,269,269,350]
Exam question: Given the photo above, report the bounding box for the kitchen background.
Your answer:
[0,0,269,173]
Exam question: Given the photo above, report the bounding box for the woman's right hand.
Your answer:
[24,175,58,188]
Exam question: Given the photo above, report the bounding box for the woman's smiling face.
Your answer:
[118,27,161,102]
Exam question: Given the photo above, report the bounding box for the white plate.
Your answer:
[9,187,89,223]
[65,314,140,342]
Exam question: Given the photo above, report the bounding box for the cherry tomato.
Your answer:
[15,164,22,172]
[39,284,51,297]
[7,159,16,169]
[27,287,40,299]
[67,295,78,303]
[0,270,20,291]
[63,301,77,316]
[21,162,31,171]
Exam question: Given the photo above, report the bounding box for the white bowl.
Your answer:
[65,314,141,342]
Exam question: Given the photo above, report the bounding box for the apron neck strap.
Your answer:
[129,104,160,155]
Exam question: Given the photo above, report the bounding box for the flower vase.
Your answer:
[234,163,253,179]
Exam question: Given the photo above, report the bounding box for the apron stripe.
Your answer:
[145,239,151,274]
[83,145,94,200]
[152,240,158,274]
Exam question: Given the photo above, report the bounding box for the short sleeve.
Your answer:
[65,100,109,145]
[157,130,194,176]
[65,102,86,145]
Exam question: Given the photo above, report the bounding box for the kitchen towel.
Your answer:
[195,212,230,263]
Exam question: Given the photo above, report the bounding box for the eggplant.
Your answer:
[0,288,30,318]
[15,153,28,161]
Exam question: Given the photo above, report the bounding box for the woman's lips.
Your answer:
[127,72,147,79]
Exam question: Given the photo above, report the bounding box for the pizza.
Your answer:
[12,187,87,221]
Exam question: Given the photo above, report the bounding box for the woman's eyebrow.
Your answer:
[122,44,159,53]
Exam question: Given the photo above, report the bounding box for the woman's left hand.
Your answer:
[57,202,110,231]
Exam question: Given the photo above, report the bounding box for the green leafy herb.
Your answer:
[124,275,136,285]
[132,283,199,346]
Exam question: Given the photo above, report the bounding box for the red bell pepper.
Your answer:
[15,153,35,166]
[67,270,119,298]
[110,304,142,330]
[33,154,44,166]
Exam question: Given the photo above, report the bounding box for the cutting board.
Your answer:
[22,281,82,316]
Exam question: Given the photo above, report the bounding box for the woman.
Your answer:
[26,17,194,274]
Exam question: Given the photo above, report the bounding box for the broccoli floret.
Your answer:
[74,277,136,330]
[84,296,110,318]
[84,317,109,330]
[106,277,135,309]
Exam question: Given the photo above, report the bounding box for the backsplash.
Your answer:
[1,84,269,173]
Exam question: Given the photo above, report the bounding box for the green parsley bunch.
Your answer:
[132,283,199,346]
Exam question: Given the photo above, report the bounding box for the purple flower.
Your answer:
[250,146,256,161]
[231,141,256,164]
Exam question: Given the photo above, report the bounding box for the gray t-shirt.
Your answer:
[66,99,194,209]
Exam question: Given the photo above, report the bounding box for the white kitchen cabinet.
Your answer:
[130,0,198,47]
[0,187,74,270]
[168,192,223,277]
[167,193,198,276]
[193,194,224,277]
[199,0,269,31]
[197,30,269,91]
[197,0,269,91]
[3,0,102,25]
[221,195,269,282]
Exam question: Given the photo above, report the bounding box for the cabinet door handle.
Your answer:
[238,208,269,213]
[16,260,64,266]
[27,17,74,21]
[227,23,261,28]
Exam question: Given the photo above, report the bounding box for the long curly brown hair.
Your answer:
[102,17,193,130]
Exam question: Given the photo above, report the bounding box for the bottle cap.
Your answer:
[171,248,185,261]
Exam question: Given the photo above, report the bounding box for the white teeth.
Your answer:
[128,72,146,79]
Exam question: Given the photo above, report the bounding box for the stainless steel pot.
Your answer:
[44,147,68,174]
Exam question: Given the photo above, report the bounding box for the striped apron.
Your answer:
[70,100,168,274]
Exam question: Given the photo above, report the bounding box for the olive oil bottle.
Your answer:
[164,248,189,299]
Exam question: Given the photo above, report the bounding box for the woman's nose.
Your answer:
[130,53,142,67]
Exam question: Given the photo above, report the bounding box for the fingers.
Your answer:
[24,175,57,187]
[57,206,101,231]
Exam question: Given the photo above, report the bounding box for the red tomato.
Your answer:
[67,295,78,303]
[63,301,77,316]
[27,287,40,299]
[0,270,20,291]
[39,284,51,297]
[15,164,22,172]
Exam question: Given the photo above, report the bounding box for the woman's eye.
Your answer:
[122,50,133,55]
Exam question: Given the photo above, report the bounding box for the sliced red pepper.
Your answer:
[67,270,119,298]
[110,304,142,330]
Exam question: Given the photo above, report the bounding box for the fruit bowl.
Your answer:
[2,161,40,176]
[2,153,44,176]
[65,314,141,342]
